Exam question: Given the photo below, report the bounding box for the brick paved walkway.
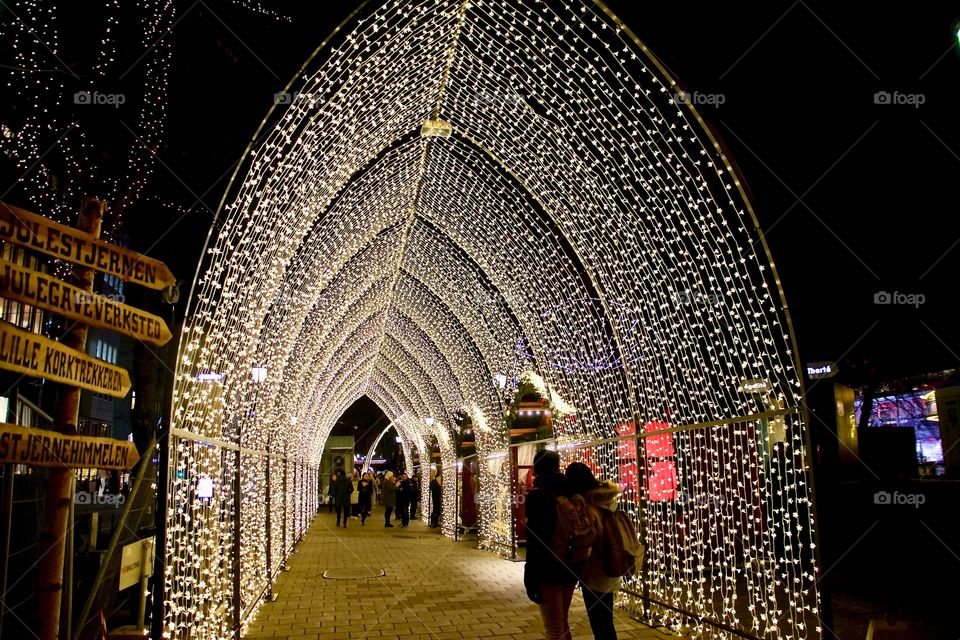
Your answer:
[246,508,677,640]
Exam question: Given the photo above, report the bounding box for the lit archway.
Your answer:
[165,2,821,639]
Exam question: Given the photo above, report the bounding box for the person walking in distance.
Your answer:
[327,473,337,513]
[381,471,397,527]
[397,473,414,527]
[429,470,442,528]
[524,450,576,640]
[410,472,421,520]
[334,468,353,528]
[358,471,374,525]
[350,470,361,518]
[566,462,622,640]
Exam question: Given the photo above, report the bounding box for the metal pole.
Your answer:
[508,445,517,560]
[454,460,459,542]
[63,474,75,640]
[150,418,170,640]
[232,440,241,640]
[281,454,287,567]
[136,537,153,628]
[0,463,13,637]
[0,390,16,638]
[265,429,272,600]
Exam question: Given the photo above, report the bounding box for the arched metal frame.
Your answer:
[164,2,823,639]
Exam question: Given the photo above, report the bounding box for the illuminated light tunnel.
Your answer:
[165,1,822,638]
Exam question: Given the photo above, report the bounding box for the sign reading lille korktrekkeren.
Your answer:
[0,422,139,469]
[0,203,175,290]
[0,259,172,346]
[0,321,131,397]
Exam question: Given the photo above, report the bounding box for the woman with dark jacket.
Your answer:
[524,450,577,640]
[566,462,622,640]
[358,472,374,525]
[397,473,414,527]
[333,468,354,528]
[429,470,442,528]
[381,471,397,527]
[327,474,336,513]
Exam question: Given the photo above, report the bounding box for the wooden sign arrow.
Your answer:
[0,422,139,469]
[0,259,172,346]
[0,320,131,397]
[0,203,175,291]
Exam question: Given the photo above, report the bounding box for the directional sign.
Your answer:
[0,321,131,397]
[0,422,139,469]
[0,259,172,346]
[0,203,175,290]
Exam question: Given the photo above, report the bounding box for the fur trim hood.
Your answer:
[583,480,621,512]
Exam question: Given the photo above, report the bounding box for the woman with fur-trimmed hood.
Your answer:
[566,462,622,640]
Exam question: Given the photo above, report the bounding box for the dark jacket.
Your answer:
[381,476,397,508]
[524,472,576,597]
[429,478,442,504]
[334,474,353,508]
[397,478,415,504]
[358,479,374,508]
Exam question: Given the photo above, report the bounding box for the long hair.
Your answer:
[566,462,600,494]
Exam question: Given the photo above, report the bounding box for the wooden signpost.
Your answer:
[0,321,132,397]
[0,203,175,291]
[0,199,175,640]
[0,258,172,346]
[0,422,139,469]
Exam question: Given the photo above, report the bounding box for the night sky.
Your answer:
[6,1,960,427]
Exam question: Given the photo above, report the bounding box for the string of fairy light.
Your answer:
[0,1,174,235]
[170,1,820,638]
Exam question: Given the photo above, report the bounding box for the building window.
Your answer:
[0,243,45,333]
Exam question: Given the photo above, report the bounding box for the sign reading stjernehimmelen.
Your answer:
[0,422,139,469]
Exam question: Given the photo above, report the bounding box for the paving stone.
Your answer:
[246,509,676,640]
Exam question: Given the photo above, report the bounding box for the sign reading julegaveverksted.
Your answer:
[0,320,131,397]
[0,422,139,469]
[0,203,175,290]
[0,259,172,346]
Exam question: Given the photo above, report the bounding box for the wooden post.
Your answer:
[33,197,105,640]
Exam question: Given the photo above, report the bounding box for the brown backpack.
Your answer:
[597,509,645,577]
[549,494,601,570]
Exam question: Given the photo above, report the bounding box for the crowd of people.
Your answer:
[325,468,443,529]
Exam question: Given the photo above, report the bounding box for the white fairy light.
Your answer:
[168,1,820,638]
